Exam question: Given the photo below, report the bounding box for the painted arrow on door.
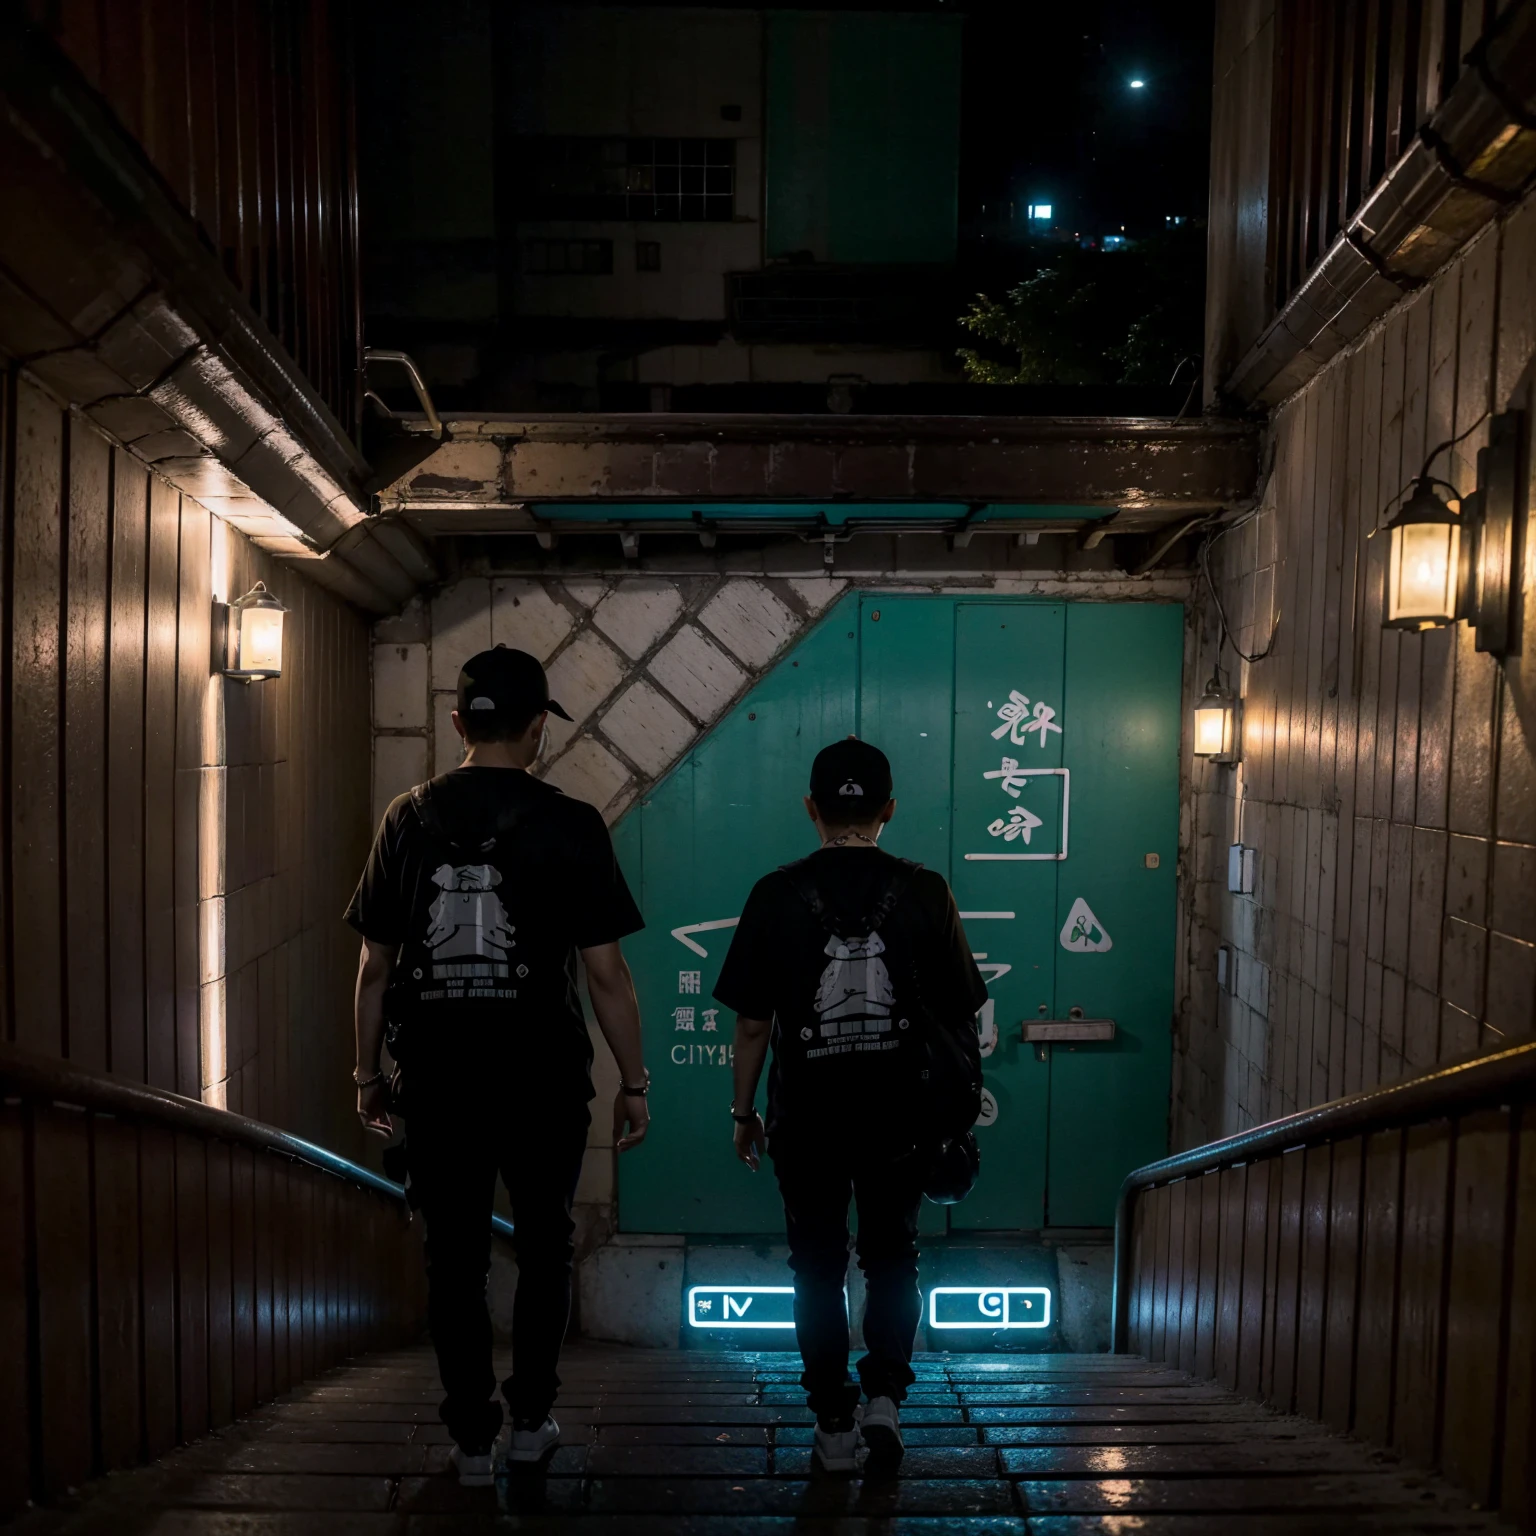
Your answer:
[670,917,741,958]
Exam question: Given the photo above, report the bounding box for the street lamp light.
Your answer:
[1129,78,1146,89]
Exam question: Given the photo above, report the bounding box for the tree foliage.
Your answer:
[957,223,1206,387]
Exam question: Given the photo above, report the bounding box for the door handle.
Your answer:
[1022,1007,1116,1043]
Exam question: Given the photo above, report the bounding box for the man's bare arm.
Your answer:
[581,941,650,1152]
[730,1015,772,1170]
[353,938,395,1136]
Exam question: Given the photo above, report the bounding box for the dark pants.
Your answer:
[771,1138,924,1426]
[407,1089,591,1453]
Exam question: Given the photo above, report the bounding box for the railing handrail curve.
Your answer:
[1112,1037,1536,1350]
[0,1042,515,1239]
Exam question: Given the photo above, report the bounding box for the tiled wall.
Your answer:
[1178,198,1536,1147]
[371,572,849,826]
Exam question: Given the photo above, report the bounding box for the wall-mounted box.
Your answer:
[1227,843,1256,894]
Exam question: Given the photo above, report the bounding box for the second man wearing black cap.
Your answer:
[345,645,651,1485]
[713,738,987,1473]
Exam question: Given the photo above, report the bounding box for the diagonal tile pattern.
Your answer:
[10,1344,1514,1535]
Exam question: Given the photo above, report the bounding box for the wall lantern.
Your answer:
[221,582,287,681]
[1192,673,1241,763]
[1384,409,1525,653]
[1385,478,1462,629]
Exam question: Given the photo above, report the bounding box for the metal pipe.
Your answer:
[363,349,445,440]
[1110,1037,1536,1351]
[0,1042,515,1240]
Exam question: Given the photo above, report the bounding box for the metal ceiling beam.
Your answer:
[377,414,1260,534]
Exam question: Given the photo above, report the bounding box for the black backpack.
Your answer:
[781,857,984,1145]
[382,776,537,1064]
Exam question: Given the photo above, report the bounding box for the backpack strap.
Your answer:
[410,777,531,857]
[781,856,920,938]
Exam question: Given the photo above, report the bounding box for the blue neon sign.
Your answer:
[927,1286,1051,1330]
[687,1285,796,1329]
[685,1283,1053,1330]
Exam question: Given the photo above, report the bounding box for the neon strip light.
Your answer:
[927,1286,1052,1330]
[687,1285,797,1329]
[959,911,1016,919]
[965,768,1070,862]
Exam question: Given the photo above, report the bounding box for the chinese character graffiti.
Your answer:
[987,805,1044,843]
[982,756,1031,797]
[673,1006,696,1031]
[991,690,1062,748]
[701,1007,720,1032]
[678,970,701,995]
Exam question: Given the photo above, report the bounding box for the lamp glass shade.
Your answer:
[239,605,284,674]
[225,582,287,680]
[1193,699,1230,756]
[1386,482,1461,628]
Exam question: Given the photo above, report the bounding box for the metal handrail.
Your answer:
[1111,1037,1536,1350]
[0,1043,515,1240]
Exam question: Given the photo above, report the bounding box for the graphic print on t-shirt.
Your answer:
[425,862,516,978]
[807,930,905,1059]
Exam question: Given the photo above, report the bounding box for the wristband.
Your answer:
[621,1081,649,1096]
[730,1107,760,1124]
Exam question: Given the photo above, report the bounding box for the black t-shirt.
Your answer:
[345,767,643,1100]
[713,846,987,1141]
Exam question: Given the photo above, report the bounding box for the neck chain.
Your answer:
[825,830,880,848]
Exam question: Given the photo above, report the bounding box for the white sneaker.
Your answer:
[813,1421,861,1473]
[861,1396,904,1459]
[508,1415,561,1463]
[450,1428,507,1487]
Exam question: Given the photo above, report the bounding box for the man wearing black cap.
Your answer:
[713,738,987,1472]
[346,646,651,1484]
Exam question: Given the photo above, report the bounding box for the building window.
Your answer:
[522,238,614,275]
[636,241,661,272]
[516,137,735,222]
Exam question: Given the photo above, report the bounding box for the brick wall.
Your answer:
[1177,196,1536,1148]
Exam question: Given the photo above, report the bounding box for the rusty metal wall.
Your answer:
[0,366,374,1156]
[22,0,363,439]
[1180,190,1536,1137]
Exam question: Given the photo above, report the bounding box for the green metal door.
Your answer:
[616,593,1181,1233]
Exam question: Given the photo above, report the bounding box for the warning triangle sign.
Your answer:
[1060,897,1112,953]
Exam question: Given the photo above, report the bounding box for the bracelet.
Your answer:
[353,1069,383,1088]
[621,1081,649,1096]
[730,1107,760,1124]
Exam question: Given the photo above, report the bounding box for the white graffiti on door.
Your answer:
[965,768,1071,862]
[982,756,1033,797]
[991,691,1063,748]
[1059,897,1113,953]
[986,804,1044,843]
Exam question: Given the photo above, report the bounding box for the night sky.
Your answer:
[956,0,1216,242]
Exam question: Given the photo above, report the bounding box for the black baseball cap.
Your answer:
[810,737,893,819]
[456,645,573,724]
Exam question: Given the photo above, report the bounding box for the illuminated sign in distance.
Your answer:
[687,1285,796,1329]
[928,1286,1052,1330]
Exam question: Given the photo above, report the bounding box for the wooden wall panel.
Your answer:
[0,1088,429,1520]
[0,360,391,1519]
[0,1105,30,1515]
[1129,1101,1532,1528]
[0,367,373,1154]
[10,380,64,1059]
